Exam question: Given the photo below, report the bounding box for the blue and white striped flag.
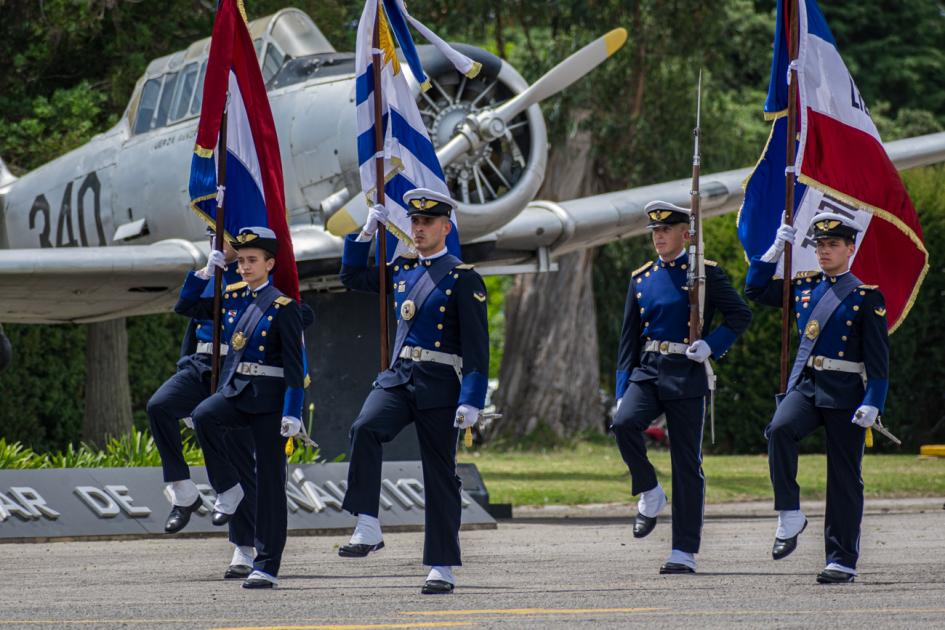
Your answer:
[354,0,480,261]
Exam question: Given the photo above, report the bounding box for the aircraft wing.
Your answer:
[483,131,945,263]
[0,228,346,324]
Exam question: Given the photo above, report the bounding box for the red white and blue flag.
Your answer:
[189,0,299,300]
[739,0,927,332]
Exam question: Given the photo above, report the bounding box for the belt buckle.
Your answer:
[659,341,669,354]
[813,356,824,369]
[412,347,422,361]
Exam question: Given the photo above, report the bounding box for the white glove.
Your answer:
[852,405,879,428]
[685,339,712,363]
[361,204,389,237]
[182,417,194,430]
[453,404,480,429]
[280,416,301,437]
[760,224,798,263]
[196,249,227,279]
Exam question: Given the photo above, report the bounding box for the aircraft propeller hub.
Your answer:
[431,102,473,148]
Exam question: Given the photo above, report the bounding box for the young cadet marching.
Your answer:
[337,187,488,595]
[612,200,751,574]
[177,226,307,589]
[147,232,258,580]
[745,213,889,584]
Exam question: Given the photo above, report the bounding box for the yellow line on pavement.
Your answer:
[0,623,473,629]
[214,622,474,630]
[402,608,664,616]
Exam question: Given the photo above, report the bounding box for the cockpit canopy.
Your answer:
[127,8,333,135]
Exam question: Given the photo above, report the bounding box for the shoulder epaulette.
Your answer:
[225,281,247,292]
[274,296,293,306]
[858,284,879,290]
[704,259,718,267]
[455,263,475,270]
[631,261,654,277]
[793,270,819,279]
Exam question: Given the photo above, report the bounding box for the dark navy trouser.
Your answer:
[192,392,285,575]
[146,360,256,547]
[612,380,706,554]
[766,384,865,569]
[342,385,462,567]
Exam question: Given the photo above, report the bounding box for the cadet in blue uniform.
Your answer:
[146,235,258,579]
[745,212,889,584]
[177,226,307,590]
[612,201,752,574]
[337,188,488,595]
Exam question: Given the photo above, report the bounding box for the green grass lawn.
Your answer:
[458,437,945,506]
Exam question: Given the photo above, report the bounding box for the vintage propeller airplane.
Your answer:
[1,7,944,359]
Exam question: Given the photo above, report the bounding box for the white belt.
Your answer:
[235,362,284,378]
[196,342,228,356]
[643,340,688,355]
[806,355,865,375]
[399,345,463,381]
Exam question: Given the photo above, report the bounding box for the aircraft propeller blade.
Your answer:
[436,27,628,166]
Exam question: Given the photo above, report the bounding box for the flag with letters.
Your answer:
[738,0,927,332]
[189,0,299,300]
[353,0,480,261]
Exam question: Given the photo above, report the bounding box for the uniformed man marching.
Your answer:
[177,226,307,589]
[612,201,751,574]
[146,234,258,580]
[745,212,889,584]
[337,188,488,595]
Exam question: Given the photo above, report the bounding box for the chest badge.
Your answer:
[805,319,820,341]
[397,281,406,293]
[400,299,416,321]
[231,331,248,351]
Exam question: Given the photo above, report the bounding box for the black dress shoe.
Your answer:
[224,564,252,580]
[164,497,202,534]
[816,569,855,584]
[338,541,385,557]
[421,579,454,594]
[633,513,657,538]
[242,576,276,589]
[659,562,695,574]
[211,510,233,526]
[772,519,808,560]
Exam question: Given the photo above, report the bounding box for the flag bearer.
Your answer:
[337,188,489,595]
[745,212,889,584]
[178,227,307,589]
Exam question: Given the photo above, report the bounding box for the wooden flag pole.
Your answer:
[210,106,229,392]
[779,0,800,393]
[372,0,391,371]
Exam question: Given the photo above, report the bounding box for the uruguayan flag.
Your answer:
[353,0,480,260]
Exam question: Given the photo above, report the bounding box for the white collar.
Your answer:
[248,280,270,292]
[419,247,448,262]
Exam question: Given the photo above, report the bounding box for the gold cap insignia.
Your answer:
[805,319,821,341]
[409,198,439,210]
[647,209,673,221]
[400,299,416,321]
[815,219,842,231]
[236,232,259,244]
